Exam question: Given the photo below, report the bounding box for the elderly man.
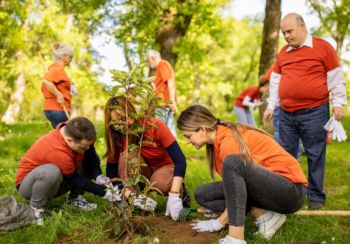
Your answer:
[146,50,178,139]
[264,13,347,210]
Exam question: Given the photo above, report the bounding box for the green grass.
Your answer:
[1,117,350,243]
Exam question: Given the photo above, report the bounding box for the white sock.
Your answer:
[225,235,246,244]
[257,211,274,222]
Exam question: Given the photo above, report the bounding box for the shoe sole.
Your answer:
[265,214,287,241]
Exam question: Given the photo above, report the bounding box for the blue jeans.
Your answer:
[279,102,329,203]
[233,105,257,127]
[44,110,70,129]
[155,106,177,139]
[274,107,302,160]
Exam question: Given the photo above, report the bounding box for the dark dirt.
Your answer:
[57,215,220,244]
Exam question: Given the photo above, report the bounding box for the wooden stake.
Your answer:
[37,51,71,120]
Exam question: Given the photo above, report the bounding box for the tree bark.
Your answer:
[332,33,345,59]
[258,0,281,134]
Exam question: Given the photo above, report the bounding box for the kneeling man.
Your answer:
[15,117,121,225]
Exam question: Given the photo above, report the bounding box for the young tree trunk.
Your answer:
[332,33,345,59]
[1,73,26,124]
[258,0,281,134]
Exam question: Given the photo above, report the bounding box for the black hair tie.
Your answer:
[217,119,220,125]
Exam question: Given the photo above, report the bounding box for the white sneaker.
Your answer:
[219,235,247,244]
[31,206,44,226]
[254,212,286,240]
[202,208,220,219]
[65,195,98,211]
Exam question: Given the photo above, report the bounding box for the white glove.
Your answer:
[96,174,110,185]
[131,193,157,211]
[103,186,122,202]
[191,218,224,232]
[165,193,183,221]
[324,117,347,142]
[70,85,78,96]
[202,208,220,219]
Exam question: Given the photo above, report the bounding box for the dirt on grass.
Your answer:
[57,215,220,244]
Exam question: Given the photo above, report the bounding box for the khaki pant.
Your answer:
[118,150,182,197]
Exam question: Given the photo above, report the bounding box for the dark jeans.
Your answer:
[44,110,70,129]
[194,155,306,226]
[279,102,329,203]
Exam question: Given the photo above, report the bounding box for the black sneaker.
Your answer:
[308,200,323,210]
[182,182,191,208]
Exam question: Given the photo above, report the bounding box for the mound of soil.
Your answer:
[57,215,220,244]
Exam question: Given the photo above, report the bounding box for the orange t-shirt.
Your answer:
[108,117,176,168]
[42,63,71,112]
[274,36,339,112]
[234,86,262,109]
[15,122,93,186]
[153,60,177,107]
[213,125,308,186]
[263,63,275,80]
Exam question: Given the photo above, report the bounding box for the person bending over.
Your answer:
[233,84,269,126]
[103,96,190,221]
[42,43,78,128]
[177,105,308,243]
[16,117,121,226]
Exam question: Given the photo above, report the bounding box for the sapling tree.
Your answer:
[104,59,173,240]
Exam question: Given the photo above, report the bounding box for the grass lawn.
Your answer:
[0,116,350,243]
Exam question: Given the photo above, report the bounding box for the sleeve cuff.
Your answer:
[267,104,276,110]
[332,103,343,107]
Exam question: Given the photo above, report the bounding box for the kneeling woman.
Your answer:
[104,96,189,221]
[177,105,307,243]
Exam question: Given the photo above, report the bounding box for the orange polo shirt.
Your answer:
[263,64,275,81]
[42,63,71,112]
[213,125,308,186]
[274,36,339,112]
[108,117,175,168]
[15,122,94,186]
[153,60,177,107]
[234,86,262,109]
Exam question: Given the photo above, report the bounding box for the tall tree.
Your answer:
[258,0,282,134]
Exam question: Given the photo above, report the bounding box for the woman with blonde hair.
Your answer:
[177,105,308,243]
[42,43,77,128]
[101,96,190,221]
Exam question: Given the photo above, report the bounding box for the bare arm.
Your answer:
[167,78,178,114]
[170,176,183,193]
[43,79,65,106]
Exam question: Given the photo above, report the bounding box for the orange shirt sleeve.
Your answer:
[43,151,76,175]
[245,86,258,98]
[155,119,176,148]
[322,42,340,72]
[273,56,281,75]
[263,64,275,80]
[158,61,174,83]
[44,66,68,84]
[219,136,240,163]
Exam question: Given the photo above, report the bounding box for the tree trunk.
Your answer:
[155,7,193,67]
[124,42,133,71]
[258,0,281,134]
[192,65,201,104]
[1,73,26,124]
[332,33,345,59]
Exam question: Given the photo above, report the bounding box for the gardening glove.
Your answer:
[191,218,224,232]
[103,186,122,202]
[130,193,157,212]
[96,174,111,186]
[165,192,183,221]
[334,120,347,142]
[70,85,78,96]
[324,117,335,138]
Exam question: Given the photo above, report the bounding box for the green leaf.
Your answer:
[105,215,115,222]
[142,221,152,233]
[144,141,156,147]
[142,76,156,83]
[144,135,153,141]
[108,120,124,126]
[114,223,120,235]
[147,123,159,129]
[134,173,141,185]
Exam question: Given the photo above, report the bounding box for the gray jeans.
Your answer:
[194,154,306,226]
[18,159,92,209]
[233,105,257,127]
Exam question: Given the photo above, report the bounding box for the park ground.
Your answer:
[0,114,350,243]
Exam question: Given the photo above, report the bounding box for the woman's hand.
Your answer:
[57,94,65,107]
[191,218,224,232]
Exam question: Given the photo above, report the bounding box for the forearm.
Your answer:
[43,79,62,98]
[218,208,228,226]
[63,171,106,197]
[167,78,176,101]
[171,176,183,193]
[84,146,102,180]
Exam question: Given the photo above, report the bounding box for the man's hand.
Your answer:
[332,107,345,121]
[263,109,274,122]
[169,103,178,115]
[57,94,65,107]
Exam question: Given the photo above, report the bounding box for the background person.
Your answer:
[42,43,77,129]
[177,105,308,243]
[146,50,178,139]
[264,14,347,210]
[233,84,269,126]
[15,117,121,226]
[103,96,190,221]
